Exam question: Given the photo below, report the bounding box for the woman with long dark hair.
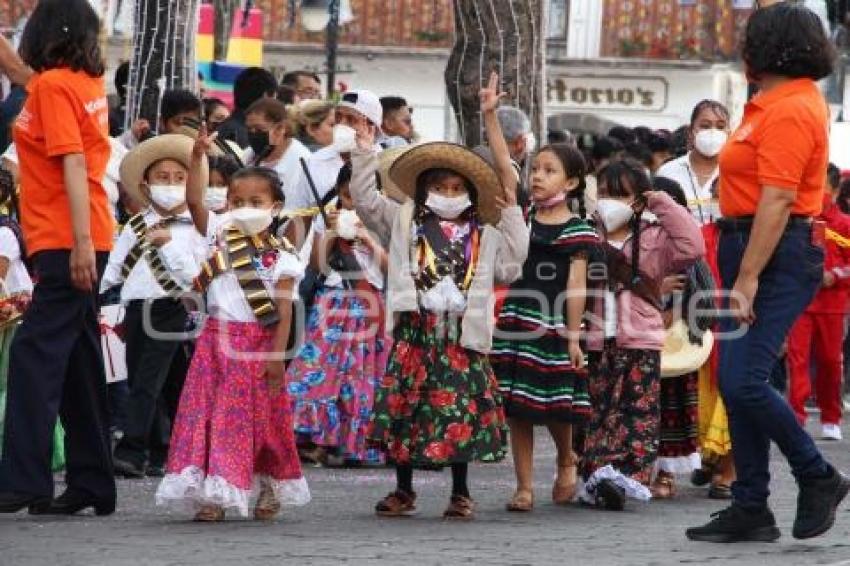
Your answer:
[687,3,849,543]
[0,0,116,516]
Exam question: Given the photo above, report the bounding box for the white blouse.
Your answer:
[0,227,32,295]
[205,214,305,323]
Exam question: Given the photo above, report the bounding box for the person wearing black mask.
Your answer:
[217,67,277,149]
[244,98,311,207]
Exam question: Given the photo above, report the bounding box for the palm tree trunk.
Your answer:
[125,0,199,130]
[445,0,546,147]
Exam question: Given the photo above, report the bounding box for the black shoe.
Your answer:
[691,468,713,487]
[43,490,115,516]
[595,479,626,511]
[686,504,781,543]
[0,492,51,514]
[113,457,145,479]
[145,464,165,478]
[793,464,850,540]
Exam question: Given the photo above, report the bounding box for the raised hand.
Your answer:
[479,71,506,114]
[192,121,218,159]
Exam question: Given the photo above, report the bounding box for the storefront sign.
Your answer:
[546,75,668,112]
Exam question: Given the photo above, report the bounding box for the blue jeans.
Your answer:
[717,223,828,509]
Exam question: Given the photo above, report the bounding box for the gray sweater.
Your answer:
[349,149,529,353]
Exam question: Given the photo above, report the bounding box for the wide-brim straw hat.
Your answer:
[388,142,504,225]
[376,145,411,204]
[119,134,208,207]
[660,320,714,378]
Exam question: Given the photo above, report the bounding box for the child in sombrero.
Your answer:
[349,72,529,520]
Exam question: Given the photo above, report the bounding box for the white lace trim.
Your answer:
[577,465,652,505]
[155,466,311,517]
[656,453,702,475]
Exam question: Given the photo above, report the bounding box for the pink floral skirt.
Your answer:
[156,317,310,517]
[286,287,389,462]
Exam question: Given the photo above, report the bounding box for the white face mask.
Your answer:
[332,124,358,153]
[596,198,634,233]
[148,184,186,212]
[229,206,275,236]
[694,129,728,158]
[204,186,228,212]
[336,208,361,240]
[524,132,537,155]
[425,192,472,220]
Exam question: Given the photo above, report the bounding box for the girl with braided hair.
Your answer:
[579,158,704,511]
[491,143,600,512]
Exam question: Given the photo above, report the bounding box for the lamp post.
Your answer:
[300,0,342,99]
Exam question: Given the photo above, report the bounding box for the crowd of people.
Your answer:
[0,0,848,545]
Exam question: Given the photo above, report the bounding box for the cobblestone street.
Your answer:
[2,426,850,566]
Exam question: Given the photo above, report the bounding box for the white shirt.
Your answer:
[100,209,208,303]
[287,146,344,211]
[252,139,313,208]
[655,153,720,225]
[205,213,305,323]
[0,227,32,294]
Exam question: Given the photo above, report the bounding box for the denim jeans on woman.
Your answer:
[717,222,829,509]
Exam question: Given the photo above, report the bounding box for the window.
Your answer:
[548,0,568,41]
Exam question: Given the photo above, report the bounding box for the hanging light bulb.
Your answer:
[301,0,331,32]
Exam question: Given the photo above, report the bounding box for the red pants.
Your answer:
[786,312,845,425]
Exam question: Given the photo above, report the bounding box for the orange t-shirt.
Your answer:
[13,68,114,255]
[719,78,829,218]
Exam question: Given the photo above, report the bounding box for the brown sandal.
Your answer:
[553,461,578,505]
[506,490,534,512]
[650,471,677,499]
[375,490,417,517]
[193,504,225,522]
[254,484,281,521]
[443,495,475,520]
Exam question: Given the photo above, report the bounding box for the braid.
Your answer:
[630,211,642,283]
[572,176,588,219]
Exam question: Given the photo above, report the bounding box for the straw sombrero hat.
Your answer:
[388,142,504,225]
[660,320,714,378]
[376,145,412,204]
[119,134,208,207]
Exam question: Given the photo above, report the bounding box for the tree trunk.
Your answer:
[445,0,547,148]
[213,0,241,62]
[125,0,199,130]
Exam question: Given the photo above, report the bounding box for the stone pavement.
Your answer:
[2,424,850,566]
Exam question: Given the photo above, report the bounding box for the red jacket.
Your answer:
[807,198,850,314]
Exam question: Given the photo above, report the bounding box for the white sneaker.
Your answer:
[821,423,843,441]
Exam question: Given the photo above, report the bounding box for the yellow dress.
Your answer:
[697,362,731,464]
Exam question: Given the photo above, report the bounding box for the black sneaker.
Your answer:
[793,464,850,540]
[145,464,165,478]
[595,479,626,511]
[686,504,781,543]
[113,457,145,479]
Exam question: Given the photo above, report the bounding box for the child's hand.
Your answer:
[479,71,506,114]
[146,227,172,248]
[494,177,519,210]
[568,340,585,370]
[263,360,286,393]
[131,119,151,141]
[326,209,340,232]
[192,122,218,159]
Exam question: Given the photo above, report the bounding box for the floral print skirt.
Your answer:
[368,311,507,467]
[657,371,701,474]
[286,286,388,462]
[156,317,310,517]
[581,345,661,485]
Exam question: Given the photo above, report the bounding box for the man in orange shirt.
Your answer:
[0,0,117,517]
